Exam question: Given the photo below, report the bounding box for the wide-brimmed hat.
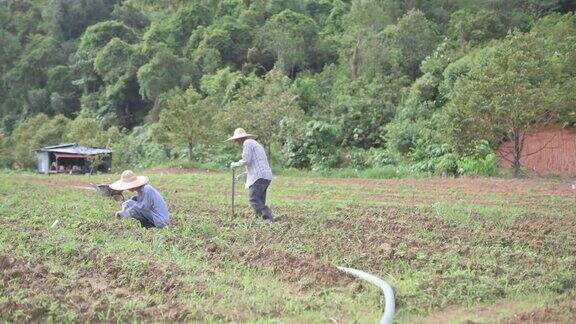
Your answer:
[226,128,257,142]
[109,170,149,191]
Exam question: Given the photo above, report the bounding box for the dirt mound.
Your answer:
[0,248,191,321]
[246,249,351,288]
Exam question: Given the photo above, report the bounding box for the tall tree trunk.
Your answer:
[121,104,133,130]
[187,141,194,161]
[265,141,271,162]
[350,38,362,79]
[512,130,523,177]
[148,96,162,123]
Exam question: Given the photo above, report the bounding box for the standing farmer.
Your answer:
[110,170,170,228]
[227,128,274,222]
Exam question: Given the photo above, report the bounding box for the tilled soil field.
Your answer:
[0,172,575,322]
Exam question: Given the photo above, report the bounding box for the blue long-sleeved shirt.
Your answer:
[129,184,169,227]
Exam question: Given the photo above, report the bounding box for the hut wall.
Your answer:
[36,151,50,174]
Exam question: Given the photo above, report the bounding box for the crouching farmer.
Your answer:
[227,128,274,222]
[110,170,169,228]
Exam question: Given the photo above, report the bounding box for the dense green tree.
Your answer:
[346,0,390,31]
[98,74,147,129]
[49,0,116,40]
[25,88,50,115]
[75,21,139,97]
[392,9,439,79]
[10,114,45,167]
[447,10,506,46]
[167,4,213,48]
[94,38,140,83]
[92,39,147,126]
[46,66,75,96]
[137,47,191,119]
[4,35,64,100]
[258,9,320,75]
[0,29,21,75]
[0,5,9,28]
[36,114,71,147]
[338,0,393,80]
[186,16,252,69]
[323,0,349,34]
[111,3,150,29]
[216,0,246,18]
[144,4,213,51]
[444,31,565,176]
[1,34,62,119]
[153,88,215,160]
[385,73,442,155]
[5,0,46,43]
[292,72,328,114]
[66,115,117,147]
[305,0,333,27]
[77,20,138,58]
[330,77,397,148]
[200,67,248,106]
[0,0,574,172]
[219,68,304,149]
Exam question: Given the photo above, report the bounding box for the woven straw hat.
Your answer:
[225,128,257,142]
[109,170,149,191]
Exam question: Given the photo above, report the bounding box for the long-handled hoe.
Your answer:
[231,168,236,217]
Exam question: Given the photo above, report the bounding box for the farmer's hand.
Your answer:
[230,160,246,169]
[234,172,247,182]
[115,211,122,219]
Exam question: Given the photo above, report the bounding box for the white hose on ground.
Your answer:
[338,266,395,324]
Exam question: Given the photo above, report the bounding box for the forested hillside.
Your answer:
[1,0,575,175]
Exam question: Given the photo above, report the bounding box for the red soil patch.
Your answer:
[498,127,576,176]
[306,177,575,197]
[10,174,92,188]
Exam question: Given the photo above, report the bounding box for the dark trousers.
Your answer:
[248,178,273,220]
[129,206,156,228]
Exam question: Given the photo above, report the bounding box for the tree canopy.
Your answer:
[0,0,574,175]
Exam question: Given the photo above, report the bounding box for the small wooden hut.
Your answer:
[36,143,112,174]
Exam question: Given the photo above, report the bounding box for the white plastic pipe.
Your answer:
[338,266,395,324]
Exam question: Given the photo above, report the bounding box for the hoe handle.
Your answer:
[231,168,235,217]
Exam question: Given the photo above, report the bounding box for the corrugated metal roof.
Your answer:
[38,143,112,155]
[40,143,77,150]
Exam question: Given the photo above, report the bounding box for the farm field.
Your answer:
[0,170,575,323]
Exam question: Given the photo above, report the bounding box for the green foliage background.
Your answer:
[0,0,575,175]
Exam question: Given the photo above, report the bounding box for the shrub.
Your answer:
[457,153,498,176]
[343,148,398,170]
[111,126,169,170]
[410,142,458,176]
[344,149,369,170]
[366,148,397,167]
[456,140,499,176]
[281,120,341,170]
[194,143,238,169]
